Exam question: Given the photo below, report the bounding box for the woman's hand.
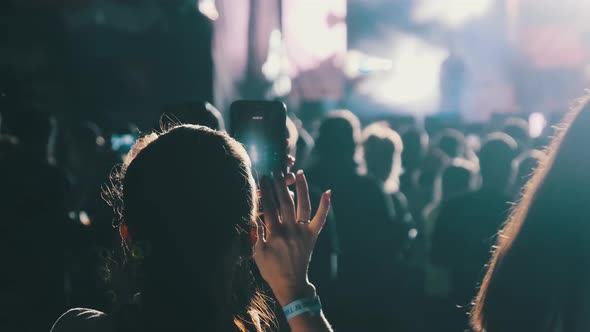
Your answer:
[254,170,331,306]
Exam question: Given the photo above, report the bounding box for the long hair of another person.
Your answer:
[472,96,590,332]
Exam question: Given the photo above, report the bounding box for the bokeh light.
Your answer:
[412,0,494,28]
[357,32,448,114]
[528,112,547,138]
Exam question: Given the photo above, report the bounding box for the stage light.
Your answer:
[345,50,393,79]
[283,0,346,99]
[412,0,494,28]
[198,0,219,21]
[528,112,546,138]
[283,0,346,72]
[262,30,292,98]
[357,32,448,114]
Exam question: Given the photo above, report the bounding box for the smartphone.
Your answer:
[230,100,288,180]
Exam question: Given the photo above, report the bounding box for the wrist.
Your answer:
[271,282,317,306]
[282,294,322,321]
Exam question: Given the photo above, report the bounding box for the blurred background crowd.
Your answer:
[2,0,589,331]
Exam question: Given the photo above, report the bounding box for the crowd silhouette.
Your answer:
[2,3,589,331]
[2,91,577,332]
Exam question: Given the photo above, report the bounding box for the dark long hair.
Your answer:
[105,124,273,332]
[472,97,590,332]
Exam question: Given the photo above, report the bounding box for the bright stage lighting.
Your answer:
[528,112,546,139]
[345,50,393,78]
[357,32,448,114]
[412,0,494,28]
[283,0,346,73]
[198,0,219,21]
[262,29,292,97]
[283,0,347,99]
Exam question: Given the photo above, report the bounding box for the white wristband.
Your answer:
[282,295,322,320]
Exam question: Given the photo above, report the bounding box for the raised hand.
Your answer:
[254,170,331,306]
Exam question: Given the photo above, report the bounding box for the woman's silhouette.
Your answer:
[51,124,332,332]
[472,97,590,332]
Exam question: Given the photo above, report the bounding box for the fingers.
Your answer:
[272,172,296,225]
[287,154,296,169]
[260,177,281,233]
[310,190,331,235]
[286,155,296,185]
[285,172,296,186]
[295,170,311,221]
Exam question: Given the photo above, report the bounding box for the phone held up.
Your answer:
[230,100,288,184]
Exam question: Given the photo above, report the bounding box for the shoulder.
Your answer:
[51,308,114,332]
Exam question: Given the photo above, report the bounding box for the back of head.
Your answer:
[2,107,55,160]
[315,110,361,165]
[472,98,590,332]
[63,122,106,174]
[415,148,451,204]
[162,101,225,131]
[502,117,531,149]
[442,158,478,200]
[110,125,265,330]
[478,132,517,190]
[401,127,429,170]
[434,128,465,158]
[512,149,545,193]
[362,123,403,192]
[66,121,104,154]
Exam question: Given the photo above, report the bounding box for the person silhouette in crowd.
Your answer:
[422,158,478,332]
[431,132,517,330]
[362,122,423,331]
[472,97,590,332]
[362,123,415,244]
[64,122,115,220]
[399,127,434,250]
[511,149,545,198]
[413,148,451,220]
[61,122,121,310]
[432,128,466,159]
[51,124,333,332]
[160,101,225,131]
[439,48,466,114]
[424,158,479,240]
[305,110,398,331]
[502,117,531,152]
[288,115,315,171]
[0,108,69,332]
[363,124,403,193]
[400,127,429,195]
[441,159,479,202]
[286,116,337,317]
